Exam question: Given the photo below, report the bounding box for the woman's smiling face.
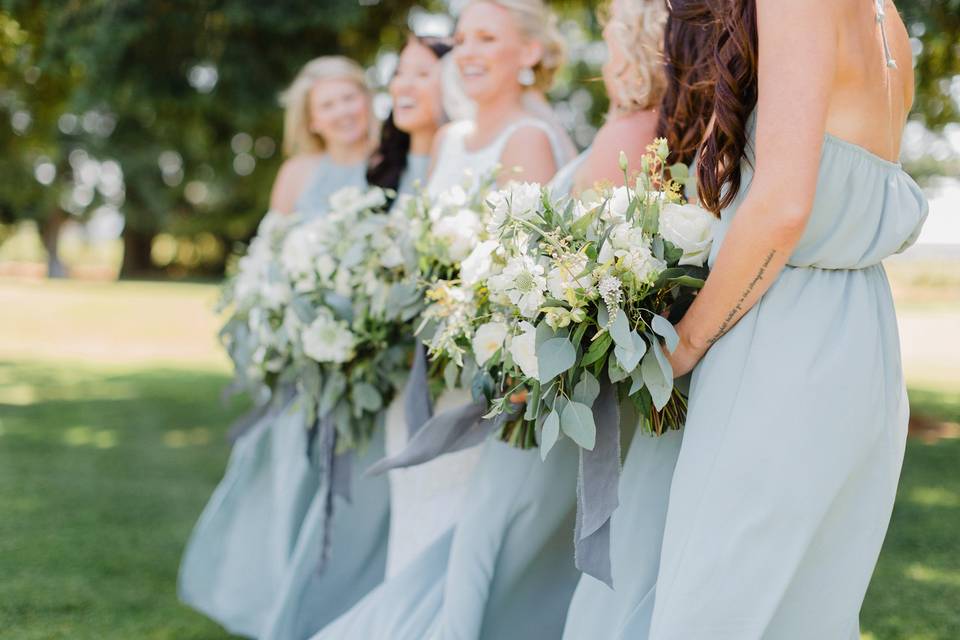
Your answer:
[389,39,444,134]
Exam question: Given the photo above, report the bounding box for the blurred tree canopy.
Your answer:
[0,0,956,278]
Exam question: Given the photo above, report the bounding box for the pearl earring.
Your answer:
[517,67,535,87]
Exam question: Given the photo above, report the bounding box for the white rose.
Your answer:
[460,240,499,285]
[509,322,539,379]
[659,203,714,267]
[301,313,356,363]
[472,321,508,365]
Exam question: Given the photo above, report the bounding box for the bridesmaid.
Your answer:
[270,56,373,217]
[581,1,927,638]
[259,40,457,640]
[561,2,714,636]
[178,56,376,639]
[383,0,575,579]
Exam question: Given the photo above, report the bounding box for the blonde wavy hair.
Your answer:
[279,56,372,157]
[603,0,668,112]
[466,0,566,92]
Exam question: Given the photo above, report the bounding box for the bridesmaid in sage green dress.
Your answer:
[565,1,927,638]
[179,56,380,639]
[258,37,456,640]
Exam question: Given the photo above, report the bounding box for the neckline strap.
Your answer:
[874,0,898,68]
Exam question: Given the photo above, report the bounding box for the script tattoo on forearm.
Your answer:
[706,249,777,346]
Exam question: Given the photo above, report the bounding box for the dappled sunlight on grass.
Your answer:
[163,427,213,448]
[906,563,960,587]
[909,486,960,509]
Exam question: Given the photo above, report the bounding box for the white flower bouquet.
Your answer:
[430,140,714,454]
[218,210,298,401]
[283,185,423,451]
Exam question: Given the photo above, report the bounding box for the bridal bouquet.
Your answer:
[404,169,500,389]
[282,185,423,450]
[218,210,298,401]
[429,140,714,456]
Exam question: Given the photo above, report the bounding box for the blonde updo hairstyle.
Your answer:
[468,0,566,92]
[603,0,668,112]
[279,55,373,157]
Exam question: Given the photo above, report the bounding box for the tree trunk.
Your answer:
[41,212,67,278]
[120,228,157,279]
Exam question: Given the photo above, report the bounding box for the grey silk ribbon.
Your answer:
[308,412,354,572]
[365,400,492,475]
[226,383,297,444]
[574,379,622,588]
[404,341,434,439]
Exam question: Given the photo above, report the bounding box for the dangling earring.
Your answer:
[517,67,535,87]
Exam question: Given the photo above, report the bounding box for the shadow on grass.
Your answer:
[0,361,247,640]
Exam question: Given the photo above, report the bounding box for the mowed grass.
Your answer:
[0,278,958,639]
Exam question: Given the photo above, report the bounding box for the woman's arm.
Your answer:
[269,155,316,215]
[499,125,558,185]
[668,0,838,376]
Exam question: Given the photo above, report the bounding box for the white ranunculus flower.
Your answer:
[509,321,539,379]
[472,321,508,365]
[301,313,356,363]
[460,240,499,285]
[659,203,715,266]
[433,208,482,262]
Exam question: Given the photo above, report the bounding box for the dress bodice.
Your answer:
[294,155,367,220]
[397,154,430,197]
[426,118,572,197]
[709,116,928,270]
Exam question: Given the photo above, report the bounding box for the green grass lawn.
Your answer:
[0,279,957,639]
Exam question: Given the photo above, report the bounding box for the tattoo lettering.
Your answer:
[707,249,776,345]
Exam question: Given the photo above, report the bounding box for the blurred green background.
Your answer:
[1,1,959,638]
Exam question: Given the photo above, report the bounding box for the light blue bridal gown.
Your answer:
[564,114,928,639]
[179,155,418,640]
[311,150,587,640]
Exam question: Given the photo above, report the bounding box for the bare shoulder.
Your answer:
[574,111,658,191]
[593,112,658,157]
[270,153,323,214]
[500,124,556,184]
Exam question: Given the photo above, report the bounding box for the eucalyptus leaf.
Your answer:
[608,356,630,383]
[609,308,632,349]
[352,382,382,413]
[598,302,610,328]
[537,337,577,383]
[651,315,680,353]
[629,368,645,395]
[561,401,597,450]
[319,370,347,416]
[614,330,647,372]
[572,371,600,405]
[640,341,673,411]
[540,409,561,461]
